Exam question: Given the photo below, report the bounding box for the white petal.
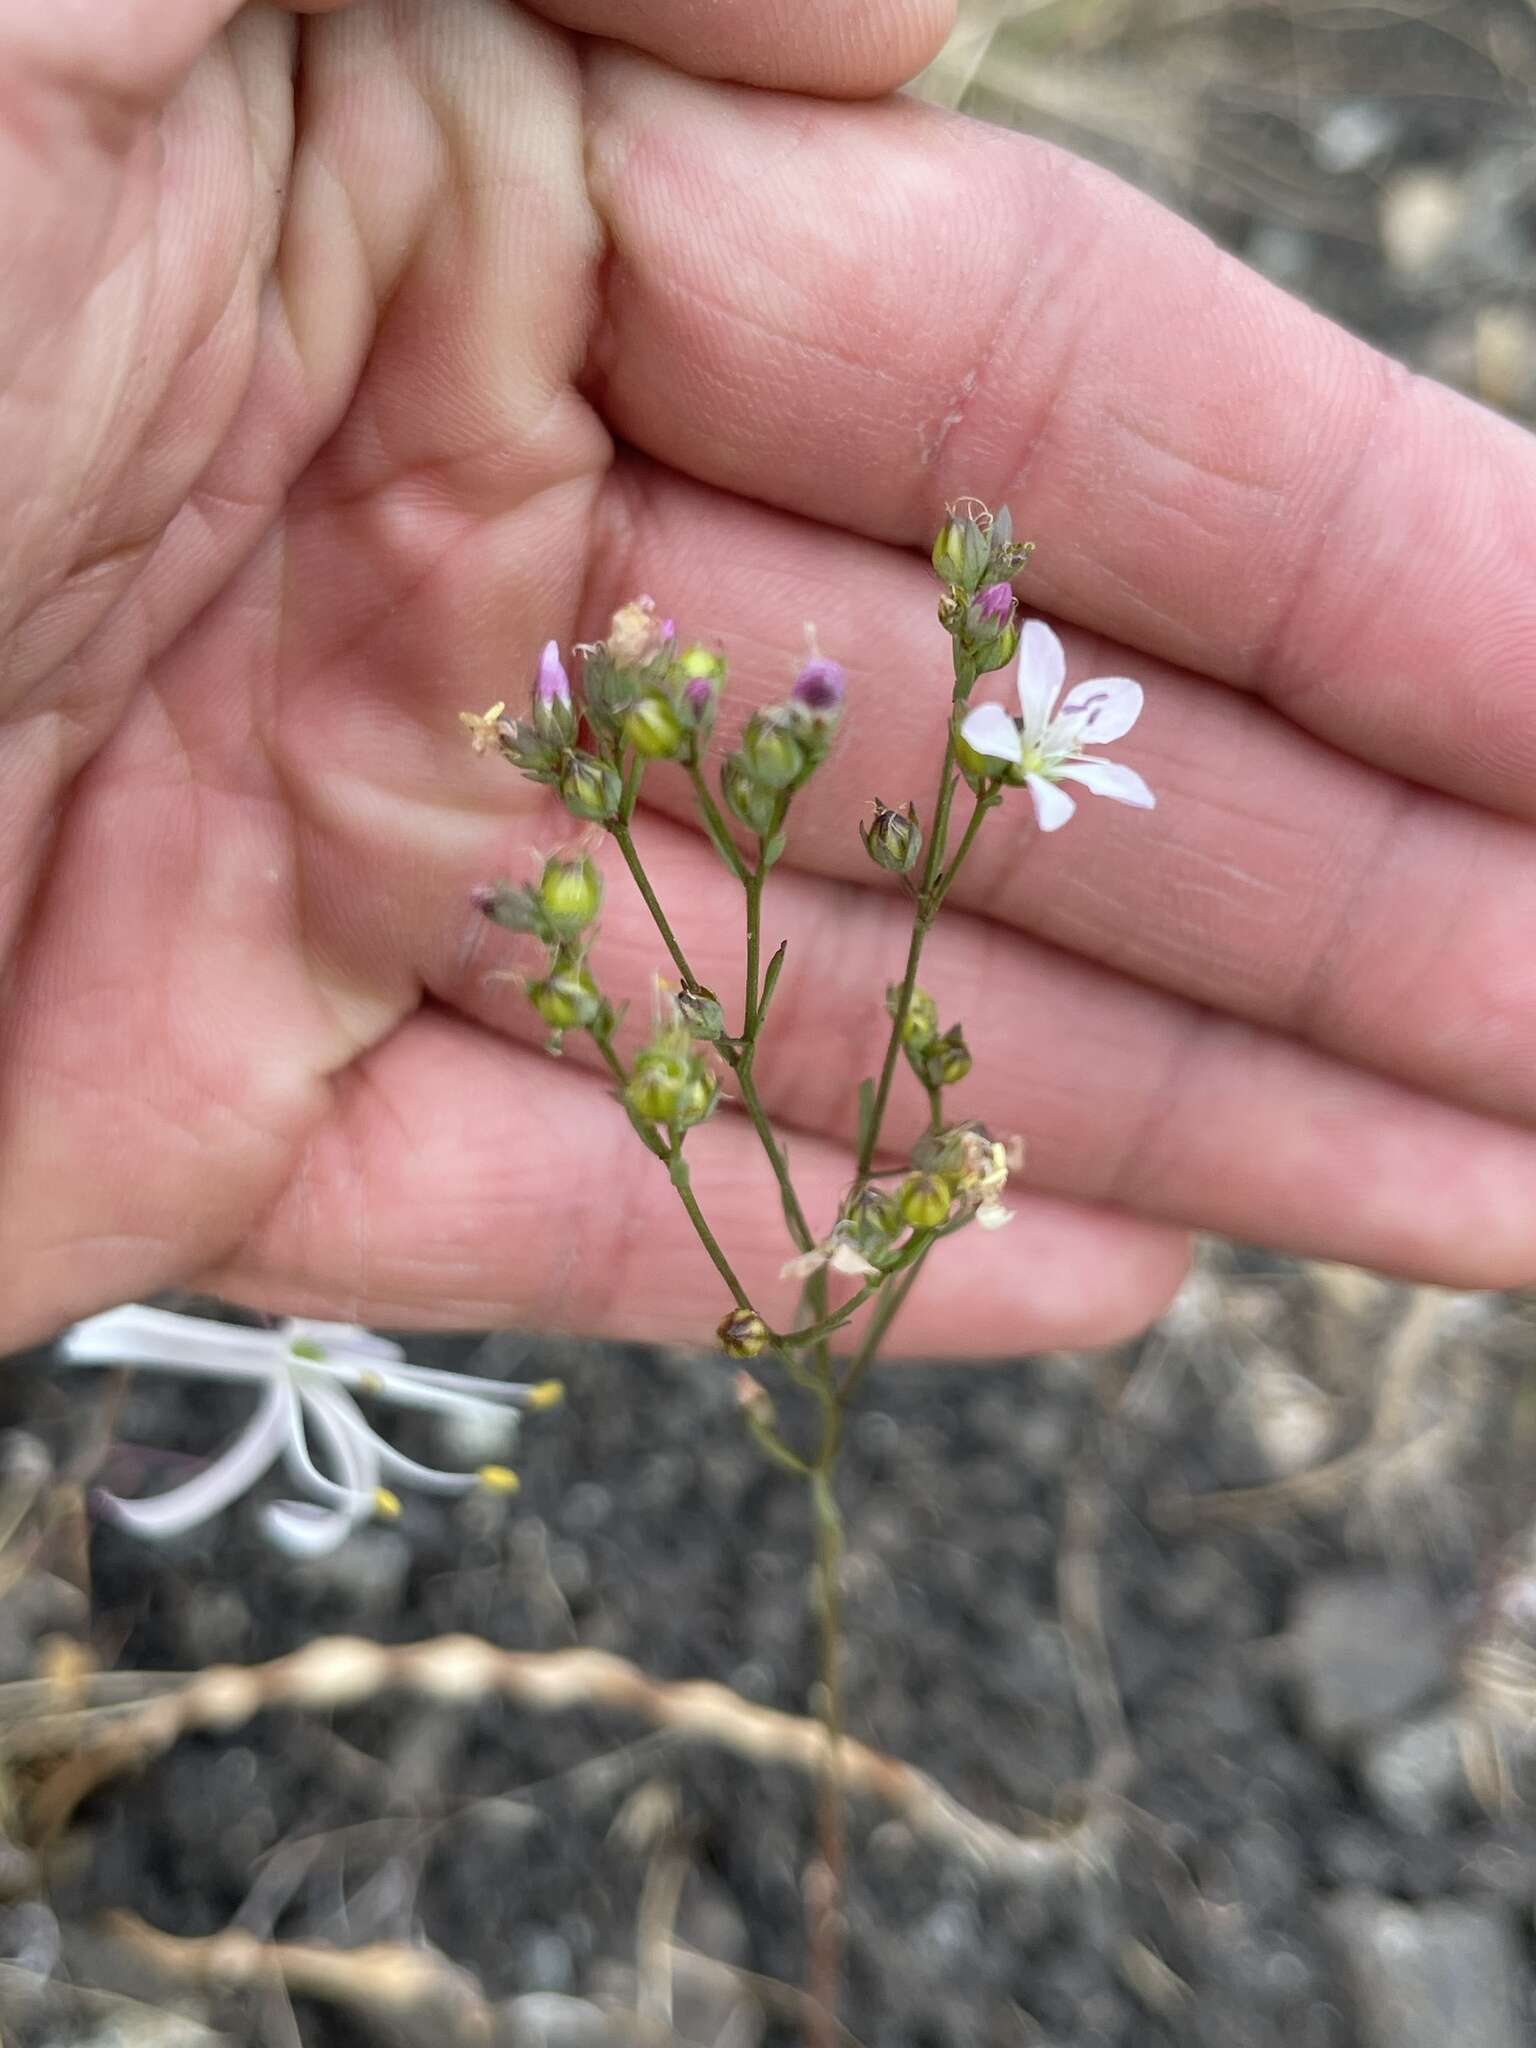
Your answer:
[308,1383,488,1497]
[1056,758,1156,809]
[827,1242,880,1280]
[1015,620,1065,738]
[958,702,1022,766]
[781,1249,828,1281]
[263,1386,379,1557]
[259,1500,361,1560]
[59,1305,279,1379]
[1025,774,1077,832]
[1056,675,1143,745]
[93,1378,288,1540]
[976,1202,1014,1231]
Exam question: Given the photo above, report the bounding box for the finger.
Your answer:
[575,461,1536,1132]
[1,0,248,105]
[209,1006,1188,1355]
[535,0,951,96]
[583,52,1536,821]
[431,797,1536,1291]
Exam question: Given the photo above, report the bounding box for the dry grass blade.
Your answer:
[105,1911,496,2038]
[2,1633,1109,1880]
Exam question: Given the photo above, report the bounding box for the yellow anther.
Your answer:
[358,1369,385,1395]
[372,1488,402,1520]
[528,1380,565,1410]
[477,1465,520,1494]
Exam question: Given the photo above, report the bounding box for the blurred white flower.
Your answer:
[780,1234,880,1283]
[959,619,1155,833]
[57,1305,559,1557]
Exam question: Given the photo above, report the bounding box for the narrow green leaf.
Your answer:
[758,940,788,1021]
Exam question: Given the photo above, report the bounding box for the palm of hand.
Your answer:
[4,0,1534,1356]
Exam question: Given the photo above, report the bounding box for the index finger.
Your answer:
[583,53,1536,820]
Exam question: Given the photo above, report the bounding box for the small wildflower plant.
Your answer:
[457,499,1156,1959]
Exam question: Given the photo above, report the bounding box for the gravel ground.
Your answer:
[4,3,1536,2042]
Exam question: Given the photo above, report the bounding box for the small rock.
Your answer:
[1380,169,1466,278]
[1311,101,1398,173]
[1360,1707,1467,1834]
[1324,1894,1527,2048]
[1286,1575,1452,1747]
[500,1991,613,2048]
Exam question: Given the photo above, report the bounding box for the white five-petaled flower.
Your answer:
[57,1306,560,1558]
[958,619,1155,833]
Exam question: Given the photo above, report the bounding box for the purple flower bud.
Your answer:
[790,657,846,716]
[536,640,571,707]
[533,639,577,747]
[975,582,1013,623]
[683,675,714,717]
[658,617,677,642]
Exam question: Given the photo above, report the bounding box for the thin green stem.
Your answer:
[687,761,749,884]
[835,1249,932,1411]
[744,851,766,1042]
[935,787,995,906]
[610,821,700,991]
[666,1144,753,1311]
[806,1426,846,2028]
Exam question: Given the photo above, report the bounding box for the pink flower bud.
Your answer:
[975,582,1013,622]
[536,640,571,707]
[790,657,846,716]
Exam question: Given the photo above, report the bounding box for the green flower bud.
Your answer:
[898,1172,953,1231]
[917,1024,972,1088]
[674,1070,719,1129]
[931,511,992,594]
[677,650,725,737]
[622,694,687,760]
[474,882,541,933]
[970,621,1020,675]
[717,1308,770,1359]
[625,1050,691,1125]
[740,710,806,791]
[861,800,922,875]
[536,854,603,939]
[842,1183,903,1246]
[888,983,939,1049]
[558,751,623,823]
[985,506,1034,580]
[722,756,781,835]
[677,988,727,1041]
[526,962,603,1032]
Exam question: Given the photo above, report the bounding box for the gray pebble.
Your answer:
[1286,1575,1453,1747]
[1324,1893,1528,2048]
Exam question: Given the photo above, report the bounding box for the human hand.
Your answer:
[4,0,1533,1358]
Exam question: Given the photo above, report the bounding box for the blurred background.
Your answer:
[2,4,1536,2044]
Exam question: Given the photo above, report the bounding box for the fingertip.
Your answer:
[564,0,955,98]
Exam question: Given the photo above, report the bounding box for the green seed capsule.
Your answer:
[622,695,687,760]
[898,1172,953,1231]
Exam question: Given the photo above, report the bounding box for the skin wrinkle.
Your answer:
[1096,1000,1218,1213]
[1279,778,1418,1043]
[1240,349,1409,695]
[947,145,1110,520]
